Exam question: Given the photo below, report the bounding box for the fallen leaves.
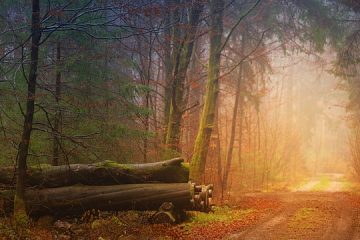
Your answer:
[0,196,281,239]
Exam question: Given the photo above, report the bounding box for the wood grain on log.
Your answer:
[0,183,214,217]
[0,158,189,188]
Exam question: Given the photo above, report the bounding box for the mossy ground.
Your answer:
[182,207,254,232]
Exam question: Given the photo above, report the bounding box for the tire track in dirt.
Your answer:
[224,192,360,240]
[225,204,299,240]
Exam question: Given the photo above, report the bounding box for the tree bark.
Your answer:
[14,0,41,217]
[0,158,189,188]
[1,183,213,217]
[215,106,223,189]
[222,38,245,194]
[238,96,244,190]
[165,2,203,151]
[163,0,180,141]
[52,40,62,166]
[190,0,224,182]
[3,183,191,217]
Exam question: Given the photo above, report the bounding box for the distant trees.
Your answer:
[333,1,360,178]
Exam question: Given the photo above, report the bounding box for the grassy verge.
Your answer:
[183,207,254,231]
[311,176,330,191]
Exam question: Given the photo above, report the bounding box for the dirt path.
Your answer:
[224,175,360,240]
[294,173,345,192]
[295,180,319,191]
[226,192,359,240]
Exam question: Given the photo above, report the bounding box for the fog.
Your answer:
[270,51,350,175]
[210,49,352,193]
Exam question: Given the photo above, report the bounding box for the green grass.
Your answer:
[311,176,330,191]
[183,206,254,231]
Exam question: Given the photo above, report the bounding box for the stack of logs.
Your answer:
[0,158,213,223]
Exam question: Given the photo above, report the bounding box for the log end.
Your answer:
[151,211,176,224]
[151,202,177,224]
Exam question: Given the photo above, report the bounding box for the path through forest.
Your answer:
[2,174,360,240]
[225,174,360,240]
[294,173,345,192]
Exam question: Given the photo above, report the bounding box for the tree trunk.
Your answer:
[222,64,243,193]
[1,183,213,217]
[165,2,203,151]
[0,158,189,188]
[222,40,245,194]
[52,40,62,166]
[238,97,244,190]
[14,0,41,217]
[190,0,224,183]
[215,106,223,189]
[0,41,3,57]
[163,0,180,141]
[143,52,151,163]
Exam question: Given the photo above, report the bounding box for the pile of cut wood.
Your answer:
[0,158,213,223]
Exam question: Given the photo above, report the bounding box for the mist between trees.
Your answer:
[0,0,359,217]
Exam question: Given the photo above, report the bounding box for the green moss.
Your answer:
[183,206,254,231]
[110,216,123,225]
[181,162,189,170]
[13,195,30,232]
[91,219,102,229]
[97,160,118,167]
[190,0,223,181]
[96,160,133,170]
[13,195,29,228]
[30,163,52,169]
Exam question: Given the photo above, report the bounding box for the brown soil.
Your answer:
[225,191,360,240]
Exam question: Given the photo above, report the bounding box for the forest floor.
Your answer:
[2,174,360,240]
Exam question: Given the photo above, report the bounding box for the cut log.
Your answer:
[151,202,177,224]
[0,183,213,217]
[0,158,189,188]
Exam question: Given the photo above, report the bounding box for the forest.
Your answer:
[0,0,360,239]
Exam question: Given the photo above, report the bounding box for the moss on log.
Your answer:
[0,158,189,188]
